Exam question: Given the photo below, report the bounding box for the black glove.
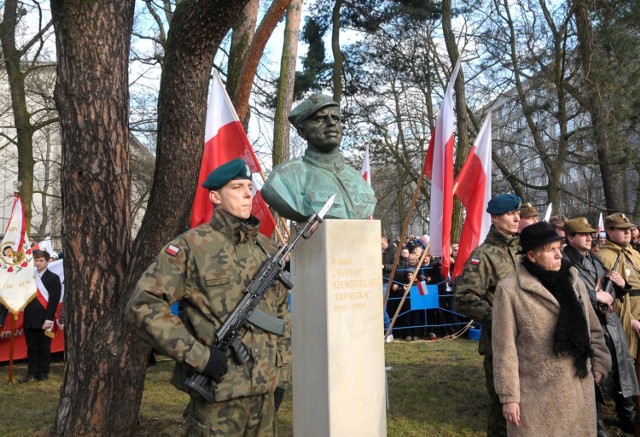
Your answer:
[274,386,286,412]
[202,346,228,383]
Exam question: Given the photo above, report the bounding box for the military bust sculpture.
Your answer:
[262,94,377,221]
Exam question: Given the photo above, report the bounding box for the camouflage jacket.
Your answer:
[127,208,292,401]
[454,225,520,355]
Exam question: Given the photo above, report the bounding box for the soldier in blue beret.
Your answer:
[454,192,522,437]
[129,158,291,434]
[262,94,376,221]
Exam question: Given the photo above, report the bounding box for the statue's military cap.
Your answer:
[202,158,252,190]
[288,94,339,126]
[486,193,522,215]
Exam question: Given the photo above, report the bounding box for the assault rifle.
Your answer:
[603,252,622,295]
[184,195,336,403]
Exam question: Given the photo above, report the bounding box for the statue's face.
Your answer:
[298,106,342,153]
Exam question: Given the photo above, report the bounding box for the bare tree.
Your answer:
[0,0,57,228]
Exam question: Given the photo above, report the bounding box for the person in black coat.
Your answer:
[21,249,62,382]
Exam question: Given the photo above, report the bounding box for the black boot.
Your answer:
[616,394,636,434]
[597,403,608,437]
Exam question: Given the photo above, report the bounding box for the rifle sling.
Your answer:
[248,309,285,336]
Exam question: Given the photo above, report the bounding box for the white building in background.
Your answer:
[486,83,618,219]
[0,65,154,245]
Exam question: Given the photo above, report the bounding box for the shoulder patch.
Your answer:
[165,244,180,257]
[470,258,480,266]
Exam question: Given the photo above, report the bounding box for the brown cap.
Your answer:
[549,214,568,228]
[605,213,636,229]
[564,217,596,234]
[519,202,540,218]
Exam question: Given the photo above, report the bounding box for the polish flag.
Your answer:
[190,71,276,237]
[361,144,371,186]
[423,60,461,278]
[597,212,605,238]
[452,114,492,279]
[416,280,429,296]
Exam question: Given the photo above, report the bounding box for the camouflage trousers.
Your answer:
[483,355,507,437]
[184,392,276,436]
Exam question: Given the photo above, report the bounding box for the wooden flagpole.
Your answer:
[9,314,16,384]
[385,243,431,338]
[383,174,426,308]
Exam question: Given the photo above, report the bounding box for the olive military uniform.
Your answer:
[128,208,291,436]
[454,225,520,437]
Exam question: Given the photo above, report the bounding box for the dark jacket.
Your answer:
[23,269,62,329]
[563,245,640,398]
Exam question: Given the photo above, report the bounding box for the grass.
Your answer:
[0,338,633,436]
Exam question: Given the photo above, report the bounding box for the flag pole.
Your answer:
[9,314,16,384]
[385,243,430,338]
[382,174,426,308]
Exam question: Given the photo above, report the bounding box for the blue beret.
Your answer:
[288,94,339,126]
[486,193,522,215]
[202,159,252,190]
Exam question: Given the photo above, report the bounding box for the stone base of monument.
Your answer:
[291,219,386,436]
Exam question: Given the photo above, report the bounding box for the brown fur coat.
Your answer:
[492,265,611,437]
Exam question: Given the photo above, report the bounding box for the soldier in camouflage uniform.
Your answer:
[454,193,522,437]
[128,159,291,436]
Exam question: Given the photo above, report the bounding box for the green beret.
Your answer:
[486,193,522,215]
[288,94,339,126]
[202,158,252,190]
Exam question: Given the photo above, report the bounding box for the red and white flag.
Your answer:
[0,194,36,314]
[453,114,492,279]
[190,71,276,237]
[416,280,429,296]
[361,144,371,186]
[598,212,605,237]
[423,60,461,278]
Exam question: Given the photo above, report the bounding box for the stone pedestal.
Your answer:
[291,219,386,437]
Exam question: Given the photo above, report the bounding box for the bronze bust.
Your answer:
[262,94,377,221]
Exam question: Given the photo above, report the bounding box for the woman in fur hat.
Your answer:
[492,222,611,436]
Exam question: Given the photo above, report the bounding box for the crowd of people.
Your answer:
[454,193,640,437]
[381,234,463,341]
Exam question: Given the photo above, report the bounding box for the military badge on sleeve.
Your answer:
[165,245,180,257]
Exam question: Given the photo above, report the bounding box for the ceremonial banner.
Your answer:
[0,195,36,314]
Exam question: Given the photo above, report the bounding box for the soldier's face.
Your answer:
[492,210,520,235]
[567,233,592,253]
[298,106,342,153]
[209,179,254,220]
[517,216,538,233]
[607,227,631,245]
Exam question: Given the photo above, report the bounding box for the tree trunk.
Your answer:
[51,1,251,434]
[573,0,626,213]
[232,0,292,122]
[51,1,136,434]
[227,0,259,103]
[273,0,303,166]
[331,0,343,103]
[0,0,50,230]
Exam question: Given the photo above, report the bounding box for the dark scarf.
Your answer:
[522,259,593,378]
